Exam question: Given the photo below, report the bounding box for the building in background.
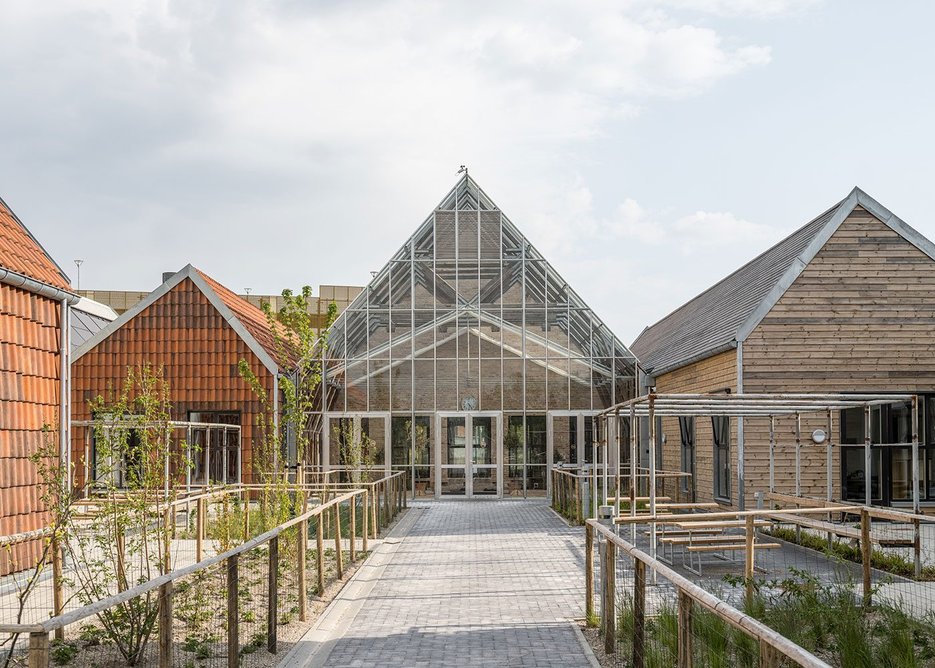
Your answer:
[318,175,639,498]
[79,284,362,333]
[632,188,935,509]
[0,196,77,575]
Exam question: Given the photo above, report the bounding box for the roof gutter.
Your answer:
[644,340,738,378]
[0,267,80,305]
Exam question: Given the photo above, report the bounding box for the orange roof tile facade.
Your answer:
[0,198,70,291]
[0,283,63,575]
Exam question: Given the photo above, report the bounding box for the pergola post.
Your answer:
[648,393,657,570]
[614,408,621,512]
[912,395,920,515]
[794,413,801,498]
[629,404,637,542]
[864,404,872,507]
[768,416,775,494]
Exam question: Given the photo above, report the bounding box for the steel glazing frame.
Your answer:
[317,175,639,497]
[595,392,921,563]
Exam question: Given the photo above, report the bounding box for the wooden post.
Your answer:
[603,539,616,656]
[633,559,646,668]
[28,631,50,668]
[914,518,922,579]
[362,490,369,554]
[372,485,379,536]
[51,535,64,641]
[759,639,779,668]
[575,476,583,524]
[316,514,325,595]
[678,590,693,668]
[349,494,357,562]
[298,517,308,621]
[334,502,344,579]
[227,554,239,668]
[861,508,872,606]
[158,582,173,668]
[196,496,206,562]
[243,489,250,540]
[116,526,126,592]
[268,536,279,654]
[585,523,594,622]
[383,480,390,525]
[744,514,755,608]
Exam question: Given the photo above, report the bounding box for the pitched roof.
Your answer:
[0,195,71,291]
[70,297,117,352]
[73,265,293,374]
[630,187,935,376]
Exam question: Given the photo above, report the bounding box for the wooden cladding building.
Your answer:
[71,265,292,488]
[632,187,935,510]
[0,195,77,575]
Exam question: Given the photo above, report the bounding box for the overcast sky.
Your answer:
[2,0,933,345]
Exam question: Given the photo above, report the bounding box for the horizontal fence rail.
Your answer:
[586,519,832,668]
[0,471,407,668]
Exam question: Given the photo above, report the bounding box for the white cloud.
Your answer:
[659,0,821,17]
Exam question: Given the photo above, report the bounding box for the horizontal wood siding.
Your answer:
[653,349,737,507]
[742,207,935,504]
[71,278,275,489]
[0,285,62,575]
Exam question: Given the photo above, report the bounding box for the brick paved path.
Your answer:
[292,500,595,667]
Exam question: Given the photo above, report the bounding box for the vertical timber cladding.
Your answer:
[653,350,738,506]
[71,277,275,486]
[742,206,935,507]
[0,284,63,576]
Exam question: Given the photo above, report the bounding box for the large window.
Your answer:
[840,398,933,504]
[712,416,730,501]
[189,411,241,485]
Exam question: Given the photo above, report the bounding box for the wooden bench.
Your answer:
[684,541,782,575]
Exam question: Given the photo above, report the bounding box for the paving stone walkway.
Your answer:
[286,500,595,667]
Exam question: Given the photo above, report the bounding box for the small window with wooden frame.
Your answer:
[712,415,730,502]
[678,416,694,496]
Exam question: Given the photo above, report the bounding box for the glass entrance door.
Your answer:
[437,413,501,497]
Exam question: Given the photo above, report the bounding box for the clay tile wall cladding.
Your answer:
[0,283,62,575]
[71,277,276,490]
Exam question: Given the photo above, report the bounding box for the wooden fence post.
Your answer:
[116,526,126,592]
[362,490,369,553]
[744,514,755,608]
[227,554,239,668]
[196,497,205,562]
[158,582,173,668]
[575,477,583,524]
[633,559,646,668]
[349,494,357,562]
[298,517,308,621]
[268,536,279,654]
[759,639,779,667]
[603,539,616,656]
[678,590,693,668]
[316,514,325,595]
[51,535,64,641]
[585,523,594,622]
[914,518,922,578]
[372,485,380,537]
[28,632,49,668]
[243,489,250,540]
[334,502,344,579]
[861,508,872,606]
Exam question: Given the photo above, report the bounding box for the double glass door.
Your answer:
[437,413,501,497]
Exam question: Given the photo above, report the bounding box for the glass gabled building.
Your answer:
[320,175,638,498]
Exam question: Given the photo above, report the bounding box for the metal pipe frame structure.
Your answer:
[595,392,923,533]
[72,420,244,496]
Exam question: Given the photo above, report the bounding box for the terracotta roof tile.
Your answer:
[194,269,298,370]
[0,197,70,291]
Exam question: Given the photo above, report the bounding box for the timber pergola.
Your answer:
[594,392,921,517]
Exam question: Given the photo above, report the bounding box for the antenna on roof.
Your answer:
[74,259,84,291]
[244,288,252,295]
[457,164,468,176]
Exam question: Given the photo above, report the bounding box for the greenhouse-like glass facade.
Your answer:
[320,175,638,498]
